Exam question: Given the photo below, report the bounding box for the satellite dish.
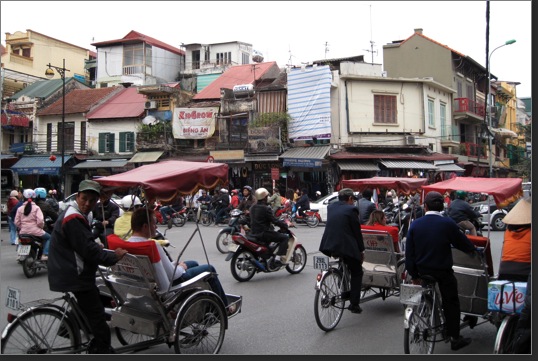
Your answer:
[142,115,157,125]
[252,49,264,63]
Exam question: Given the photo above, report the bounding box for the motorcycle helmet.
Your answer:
[34,187,47,200]
[49,189,57,195]
[121,195,143,210]
[220,188,228,193]
[455,190,468,200]
[23,189,35,200]
[254,187,270,201]
[10,190,19,197]
[315,191,321,196]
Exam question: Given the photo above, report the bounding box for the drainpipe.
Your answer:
[345,80,350,134]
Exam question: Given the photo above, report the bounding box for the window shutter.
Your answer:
[109,134,115,153]
[119,132,126,152]
[99,133,106,153]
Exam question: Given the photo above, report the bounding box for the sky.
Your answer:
[1,1,532,97]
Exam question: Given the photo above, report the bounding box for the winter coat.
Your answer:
[14,201,45,236]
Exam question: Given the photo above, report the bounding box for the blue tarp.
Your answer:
[11,155,72,175]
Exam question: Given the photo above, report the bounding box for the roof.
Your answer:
[399,32,465,58]
[8,77,86,101]
[37,87,121,116]
[330,151,458,162]
[73,160,129,169]
[335,161,380,172]
[127,151,164,163]
[379,159,438,170]
[91,30,184,56]
[11,155,72,175]
[193,61,279,100]
[86,87,146,119]
[279,146,331,160]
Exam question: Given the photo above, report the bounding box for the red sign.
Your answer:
[271,167,280,180]
[207,156,214,163]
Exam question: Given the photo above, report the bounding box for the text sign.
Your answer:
[271,167,280,180]
[313,255,330,270]
[5,287,21,310]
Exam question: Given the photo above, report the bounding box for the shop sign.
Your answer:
[283,158,323,168]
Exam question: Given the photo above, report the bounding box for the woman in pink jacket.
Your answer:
[14,189,52,261]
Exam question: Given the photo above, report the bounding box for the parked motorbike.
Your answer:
[17,217,54,278]
[167,206,187,227]
[225,228,307,282]
[290,208,321,228]
[216,208,249,254]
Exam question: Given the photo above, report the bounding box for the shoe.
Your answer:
[451,336,471,351]
[40,255,48,262]
[348,304,363,314]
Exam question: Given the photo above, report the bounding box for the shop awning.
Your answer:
[279,146,330,168]
[379,160,438,170]
[435,163,465,172]
[73,160,129,169]
[336,161,380,172]
[1,113,30,127]
[244,154,280,162]
[127,151,164,163]
[11,155,72,175]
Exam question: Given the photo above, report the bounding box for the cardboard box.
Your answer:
[487,280,527,314]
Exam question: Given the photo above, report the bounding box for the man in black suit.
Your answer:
[319,188,365,313]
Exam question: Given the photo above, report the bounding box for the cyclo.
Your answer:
[1,161,242,355]
[313,177,428,331]
[399,176,525,354]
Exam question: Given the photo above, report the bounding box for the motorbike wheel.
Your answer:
[491,214,506,232]
[306,215,319,228]
[22,249,38,278]
[230,250,256,282]
[285,245,307,274]
[172,215,187,227]
[216,231,232,254]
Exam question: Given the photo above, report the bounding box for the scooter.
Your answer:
[291,208,321,228]
[17,217,54,278]
[216,208,249,254]
[225,228,307,282]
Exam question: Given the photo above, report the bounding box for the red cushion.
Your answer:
[106,234,161,263]
[467,235,494,277]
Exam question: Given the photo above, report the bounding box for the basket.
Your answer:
[399,283,424,306]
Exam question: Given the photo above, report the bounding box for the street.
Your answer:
[0,221,505,354]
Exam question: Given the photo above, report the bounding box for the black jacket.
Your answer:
[92,199,120,229]
[358,198,376,224]
[447,199,481,223]
[296,194,310,211]
[35,198,59,223]
[319,201,364,262]
[249,202,288,237]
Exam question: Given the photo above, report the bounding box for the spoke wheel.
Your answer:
[172,215,186,227]
[1,308,80,354]
[216,232,232,254]
[173,294,225,354]
[494,314,520,354]
[230,250,256,282]
[115,327,152,346]
[285,246,307,274]
[314,268,345,331]
[306,216,319,228]
[404,297,435,354]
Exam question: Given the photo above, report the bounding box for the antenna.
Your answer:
[363,4,377,64]
[286,45,294,68]
[324,42,330,59]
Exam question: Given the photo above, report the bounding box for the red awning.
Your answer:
[342,177,428,195]
[1,113,30,127]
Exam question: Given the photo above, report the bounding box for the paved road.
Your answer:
[0,222,505,354]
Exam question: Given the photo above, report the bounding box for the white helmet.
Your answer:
[23,189,35,199]
[121,195,142,210]
[254,187,270,201]
[220,188,228,193]
[315,191,321,196]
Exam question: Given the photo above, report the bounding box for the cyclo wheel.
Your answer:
[285,245,307,274]
[173,293,226,354]
[22,249,38,279]
[494,314,520,354]
[216,231,232,254]
[1,308,80,354]
[314,268,345,331]
[404,294,436,354]
[115,328,152,346]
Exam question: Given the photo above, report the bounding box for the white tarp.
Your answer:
[287,65,332,140]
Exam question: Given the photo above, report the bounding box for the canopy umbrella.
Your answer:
[342,177,428,196]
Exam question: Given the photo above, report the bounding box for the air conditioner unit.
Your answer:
[144,100,157,109]
[405,135,416,145]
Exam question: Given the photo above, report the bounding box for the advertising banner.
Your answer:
[172,107,217,139]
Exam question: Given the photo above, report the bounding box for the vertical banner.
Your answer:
[172,107,217,139]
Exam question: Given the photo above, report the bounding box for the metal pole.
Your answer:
[61,59,66,196]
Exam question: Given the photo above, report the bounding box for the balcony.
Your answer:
[459,142,487,158]
[453,98,485,124]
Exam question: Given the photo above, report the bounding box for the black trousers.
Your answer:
[73,285,112,353]
[342,256,363,306]
[262,230,289,256]
[421,269,461,339]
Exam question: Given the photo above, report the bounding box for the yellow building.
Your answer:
[491,81,519,170]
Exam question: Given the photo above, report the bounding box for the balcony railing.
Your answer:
[454,98,486,117]
[460,142,487,158]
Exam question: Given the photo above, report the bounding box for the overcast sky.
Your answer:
[1,1,532,97]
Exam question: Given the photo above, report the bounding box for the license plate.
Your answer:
[17,245,31,256]
[227,243,239,253]
[313,255,330,270]
[5,287,21,311]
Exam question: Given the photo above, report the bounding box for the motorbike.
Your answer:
[17,217,54,278]
[225,228,307,282]
[216,208,249,254]
[289,205,321,228]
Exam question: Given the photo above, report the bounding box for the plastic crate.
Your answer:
[399,283,424,306]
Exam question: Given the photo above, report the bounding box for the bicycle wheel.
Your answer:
[404,295,436,354]
[494,314,520,354]
[1,308,80,354]
[115,327,152,346]
[314,268,345,331]
[216,231,232,254]
[173,293,226,354]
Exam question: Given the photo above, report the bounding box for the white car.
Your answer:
[309,191,359,222]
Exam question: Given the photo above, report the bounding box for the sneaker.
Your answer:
[348,304,363,314]
[451,336,471,351]
[40,255,48,262]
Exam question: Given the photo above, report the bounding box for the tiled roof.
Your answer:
[86,87,146,119]
[91,30,184,56]
[9,78,85,101]
[400,32,465,58]
[37,87,121,116]
[193,61,279,100]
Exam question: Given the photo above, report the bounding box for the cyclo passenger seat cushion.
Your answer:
[467,235,494,277]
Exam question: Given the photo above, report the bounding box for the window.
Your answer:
[46,123,52,152]
[457,81,463,97]
[119,132,134,152]
[466,84,474,100]
[58,122,75,152]
[123,43,144,75]
[192,50,200,70]
[98,133,115,153]
[440,103,447,139]
[80,122,86,151]
[242,52,249,64]
[428,99,435,128]
[216,52,232,65]
[22,48,31,57]
[204,47,211,63]
[373,95,397,124]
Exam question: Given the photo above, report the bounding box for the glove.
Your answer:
[151,239,170,247]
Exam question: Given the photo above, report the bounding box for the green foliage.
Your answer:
[251,112,291,142]
[137,122,172,142]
